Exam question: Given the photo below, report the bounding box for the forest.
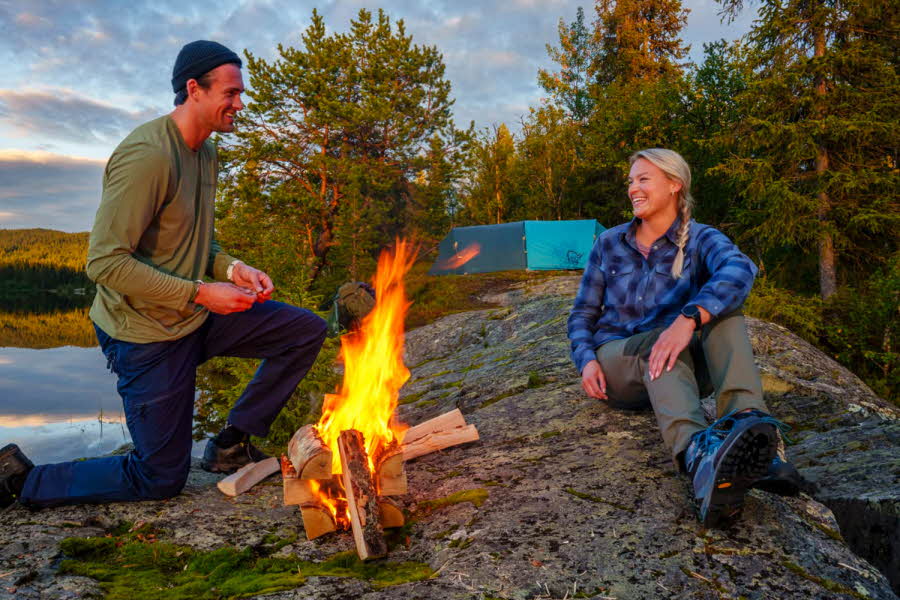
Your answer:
[1,1,896,403]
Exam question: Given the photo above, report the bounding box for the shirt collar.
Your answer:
[623,217,685,246]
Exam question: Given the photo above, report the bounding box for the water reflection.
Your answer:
[0,345,130,464]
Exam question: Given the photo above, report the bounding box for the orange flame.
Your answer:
[435,242,481,270]
[316,239,416,474]
[309,478,350,530]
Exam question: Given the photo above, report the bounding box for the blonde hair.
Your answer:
[629,148,694,278]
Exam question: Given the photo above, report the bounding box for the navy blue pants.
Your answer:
[20,300,326,507]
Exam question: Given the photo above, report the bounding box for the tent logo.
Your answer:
[566,250,583,266]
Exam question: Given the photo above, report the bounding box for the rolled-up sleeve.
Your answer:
[686,227,758,317]
[568,239,605,373]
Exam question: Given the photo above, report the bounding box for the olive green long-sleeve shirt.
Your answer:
[87,115,237,343]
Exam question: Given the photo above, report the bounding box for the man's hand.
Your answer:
[194,282,257,314]
[648,316,695,381]
[231,262,275,302]
[581,359,608,400]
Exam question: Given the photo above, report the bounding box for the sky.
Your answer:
[0,0,755,233]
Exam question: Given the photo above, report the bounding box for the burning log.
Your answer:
[373,442,407,496]
[339,429,387,560]
[402,423,480,461]
[287,424,332,480]
[216,457,280,497]
[378,497,405,529]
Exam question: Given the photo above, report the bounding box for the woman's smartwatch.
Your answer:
[681,304,703,330]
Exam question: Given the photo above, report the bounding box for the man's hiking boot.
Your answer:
[200,437,269,475]
[751,433,802,497]
[0,443,34,508]
[685,409,781,528]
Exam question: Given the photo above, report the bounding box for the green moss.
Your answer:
[416,399,437,408]
[564,488,634,512]
[57,531,433,600]
[443,380,464,388]
[399,390,427,405]
[780,560,866,599]
[437,469,463,481]
[448,537,474,550]
[460,362,484,373]
[480,389,520,408]
[539,430,561,438]
[526,371,545,388]
[418,488,489,512]
[658,550,679,559]
[433,525,459,539]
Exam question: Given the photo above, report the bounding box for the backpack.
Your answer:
[326,281,376,337]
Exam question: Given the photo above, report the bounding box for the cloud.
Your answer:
[0,89,158,146]
[0,150,105,232]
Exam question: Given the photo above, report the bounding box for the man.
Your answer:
[0,41,327,508]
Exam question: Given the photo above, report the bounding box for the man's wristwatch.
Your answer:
[681,304,703,330]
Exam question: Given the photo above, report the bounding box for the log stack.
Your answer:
[282,409,479,559]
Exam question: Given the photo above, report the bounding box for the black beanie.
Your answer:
[171,40,242,99]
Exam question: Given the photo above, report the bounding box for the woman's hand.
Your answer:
[581,359,608,400]
[648,316,695,380]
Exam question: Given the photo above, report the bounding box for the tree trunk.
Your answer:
[814,22,837,299]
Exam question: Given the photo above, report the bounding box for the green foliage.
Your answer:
[712,0,900,298]
[219,8,468,292]
[0,229,94,310]
[194,335,340,449]
[57,529,433,600]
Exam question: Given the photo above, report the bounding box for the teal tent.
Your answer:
[429,220,605,275]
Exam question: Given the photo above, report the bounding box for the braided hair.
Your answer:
[628,148,694,278]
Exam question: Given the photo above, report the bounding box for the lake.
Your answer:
[0,304,206,465]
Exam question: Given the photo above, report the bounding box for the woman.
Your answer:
[567,148,798,528]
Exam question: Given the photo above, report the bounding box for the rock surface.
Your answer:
[1,275,897,599]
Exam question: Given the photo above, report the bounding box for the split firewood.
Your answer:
[373,441,407,496]
[339,429,387,560]
[402,423,480,461]
[217,457,280,497]
[287,424,332,480]
[401,408,467,445]
[281,456,316,506]
[300,503,337,540]
[378,497,405,529]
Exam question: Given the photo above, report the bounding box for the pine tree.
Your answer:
[538,7,597,122]
[593,0,690,85]
[219,9,461,288]
[715,0,900,298]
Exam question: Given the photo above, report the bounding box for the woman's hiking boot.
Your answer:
[751,433,802,497]
[684,409,782,527]
[0,443,33,508]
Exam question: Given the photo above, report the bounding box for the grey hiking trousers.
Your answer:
[595,313,767,462]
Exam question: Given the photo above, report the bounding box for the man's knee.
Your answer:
[126,457,189,500]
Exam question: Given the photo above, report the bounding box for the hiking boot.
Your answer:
[685,409,780,528]
[751,433,801,497]
[0,444,34,508]
[200,437,269,474]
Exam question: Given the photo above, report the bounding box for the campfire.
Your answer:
[281,240,480,559]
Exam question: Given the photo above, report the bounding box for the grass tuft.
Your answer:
[418,488,489,512]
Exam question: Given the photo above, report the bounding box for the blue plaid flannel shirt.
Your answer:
[567,218,758,373]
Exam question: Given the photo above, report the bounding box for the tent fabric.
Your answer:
[524,220,603,270]
[429,219,605,275]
